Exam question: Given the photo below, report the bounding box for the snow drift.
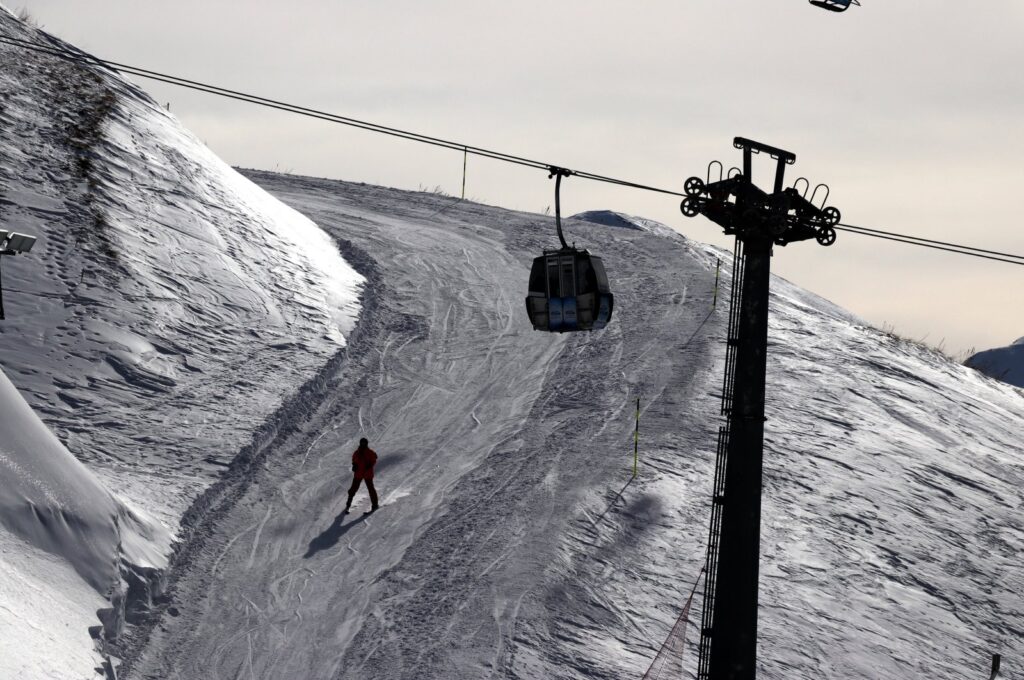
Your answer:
[0,367,171,677]
[0,369,168,593]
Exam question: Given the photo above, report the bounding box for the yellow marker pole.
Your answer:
[712,257,721,308]
[633,397,640,478]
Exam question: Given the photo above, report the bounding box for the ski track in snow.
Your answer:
[125,177,727,680]
[125,180,1024,680]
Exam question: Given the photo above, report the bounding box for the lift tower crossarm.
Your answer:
[733,137,796,164]
[733,137,795,194]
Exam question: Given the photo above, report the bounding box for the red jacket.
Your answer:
[352,447,377,480]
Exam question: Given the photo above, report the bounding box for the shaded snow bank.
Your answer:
[0,369,169,590]
[0,527,110,679]
[0,367,172,678]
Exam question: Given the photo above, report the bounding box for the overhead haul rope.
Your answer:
[0,33,684,197]
[836,223,1024,266]
[1,33,1022,266]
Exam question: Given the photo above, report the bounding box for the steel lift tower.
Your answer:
[681,138,840,680]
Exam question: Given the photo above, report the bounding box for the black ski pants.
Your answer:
[346,477,378,509]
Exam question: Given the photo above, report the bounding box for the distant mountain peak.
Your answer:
[965,339,1024,388]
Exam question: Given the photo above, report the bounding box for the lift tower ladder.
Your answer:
[697,235,744,680]
[681,138,841,680]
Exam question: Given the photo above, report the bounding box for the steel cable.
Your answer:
[835,224,1024,266]
[2,33,1023,265]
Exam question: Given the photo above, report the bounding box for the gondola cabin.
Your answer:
[525,248,613,332]
[809,0,860,11]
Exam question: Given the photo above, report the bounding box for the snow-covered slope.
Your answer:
[966,337,1024,389]
[0,10,363,679]
[122,173,1024,680]
[758,279,1023,679]
[0,12,362,529]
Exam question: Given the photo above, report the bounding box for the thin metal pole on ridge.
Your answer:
[462,146,467,199]
[712,258,721,308]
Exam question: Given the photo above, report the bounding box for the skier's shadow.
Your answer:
[304,511,368,559]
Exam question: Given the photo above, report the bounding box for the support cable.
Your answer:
[836,224,1024,266]
[0,33,684,197]
[1,33,1022,266]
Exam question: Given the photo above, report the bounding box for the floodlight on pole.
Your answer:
[2,232,36,254]
[0,230,38,320]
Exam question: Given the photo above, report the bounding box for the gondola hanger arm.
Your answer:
[549,166,574,250]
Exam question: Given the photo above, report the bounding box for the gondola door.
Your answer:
[558,253,578,330]
[546,255,562,330]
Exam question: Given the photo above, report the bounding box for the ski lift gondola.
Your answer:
[525,168,613,332]
[809,0,860,12]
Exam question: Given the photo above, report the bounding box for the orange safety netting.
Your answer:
[642,569,704,680]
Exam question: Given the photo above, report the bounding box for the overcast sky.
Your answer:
[19,0,1024,355]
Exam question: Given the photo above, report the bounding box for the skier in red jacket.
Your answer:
[345,437,379,513]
